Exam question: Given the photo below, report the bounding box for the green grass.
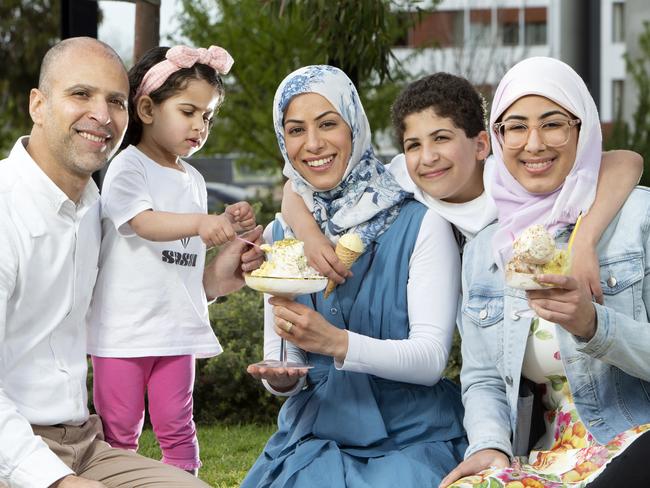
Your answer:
[138,423,276,487]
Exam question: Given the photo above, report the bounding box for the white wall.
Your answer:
[600,0,626,122]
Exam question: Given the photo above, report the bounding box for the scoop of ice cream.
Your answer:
[506,255,544,275]
[252,238,321,278]
[512,224,555,265]
[338,233,364,253]
[506,225,572,290]
[541,249,570,275]
[324,233,365,298]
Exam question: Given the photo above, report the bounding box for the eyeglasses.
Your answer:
[493,118,581,149]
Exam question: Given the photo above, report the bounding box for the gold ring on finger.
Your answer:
[285,320,294,333]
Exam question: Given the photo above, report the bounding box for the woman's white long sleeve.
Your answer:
[338,210,460,385]
[260,210,461,394]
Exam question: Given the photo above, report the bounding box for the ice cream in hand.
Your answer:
[252,238,322,278]
[506,224,570,289]
[324,233,364,298]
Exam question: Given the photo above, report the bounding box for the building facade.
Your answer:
[394,0,649,127]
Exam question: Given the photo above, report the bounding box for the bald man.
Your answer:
[0,37,217,488]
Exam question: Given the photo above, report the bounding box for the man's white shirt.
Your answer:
[0,138,100,486]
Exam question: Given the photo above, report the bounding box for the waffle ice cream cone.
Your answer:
[324,233,364,298]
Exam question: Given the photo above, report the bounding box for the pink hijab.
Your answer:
[488,57,602,267]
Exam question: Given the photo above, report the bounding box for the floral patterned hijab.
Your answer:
[273,65,409,247]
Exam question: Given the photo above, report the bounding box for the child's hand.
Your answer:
[569,239,604,304]
[225,201,256,232]
[198,214,236,247]
[305,232,351,284]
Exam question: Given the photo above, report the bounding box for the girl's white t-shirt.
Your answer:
[87,145,222,358]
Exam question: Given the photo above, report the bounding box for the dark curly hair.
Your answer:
[121,46,226,150]
[391,72,486,147]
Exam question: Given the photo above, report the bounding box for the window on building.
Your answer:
[406,10,464,48]
[451,10,464,46]
[469,9,491,44]
[612,79,625,119]
[524,7,547,46]
[525,22,547,45]
[612,2,625,43]
[497,8,519,46]
[500,23,519,45]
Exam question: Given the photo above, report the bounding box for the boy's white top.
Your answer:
[0,138,96,486]
[87,145,222,358]
[388,153,497,240]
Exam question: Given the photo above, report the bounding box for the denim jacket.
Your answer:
[459,187,650,460]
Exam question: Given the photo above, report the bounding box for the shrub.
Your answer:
[193,287,283,424]
[443,330,462,383]
[192,189,283,423]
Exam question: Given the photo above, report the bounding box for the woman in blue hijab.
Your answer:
[242,65,467,487]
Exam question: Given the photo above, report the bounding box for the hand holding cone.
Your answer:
[324,233,364,298]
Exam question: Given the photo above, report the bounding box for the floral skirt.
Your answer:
[450,423,650,488]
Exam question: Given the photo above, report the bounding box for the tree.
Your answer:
[175,0,427,171]
[303,0,408,87]
[605,21,650,186]
[0,0,60,153]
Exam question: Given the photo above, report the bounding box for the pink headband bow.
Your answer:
[134,44,234,101]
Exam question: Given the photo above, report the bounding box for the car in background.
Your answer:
[206,181,255,211]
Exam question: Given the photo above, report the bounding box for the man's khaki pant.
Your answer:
[32,415,209,487]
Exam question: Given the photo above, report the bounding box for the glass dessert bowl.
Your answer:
[244,274,328,299]
[505,224,571,290]
[245,238,327,369]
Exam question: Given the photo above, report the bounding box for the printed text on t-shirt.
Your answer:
[161,250,198,267]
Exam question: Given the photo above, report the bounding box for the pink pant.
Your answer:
[91,355,200,471]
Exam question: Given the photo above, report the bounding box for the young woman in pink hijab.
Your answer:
[442,57,650,488]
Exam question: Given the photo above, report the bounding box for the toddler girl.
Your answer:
[88,44,254,474]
